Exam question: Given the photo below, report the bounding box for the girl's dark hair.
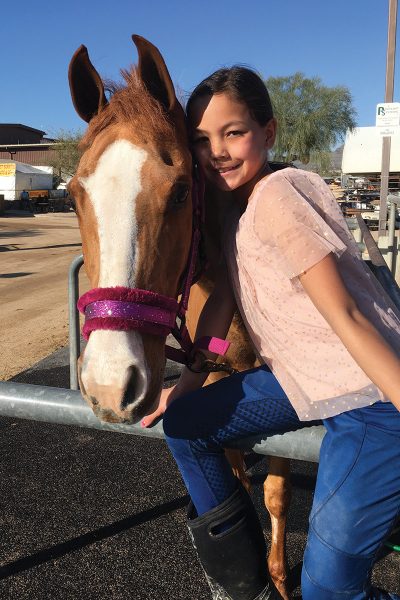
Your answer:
[186,66,273,126]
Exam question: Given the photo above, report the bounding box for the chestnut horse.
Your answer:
[68,35,291,599]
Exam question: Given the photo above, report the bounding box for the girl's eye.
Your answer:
[227,130,244,138]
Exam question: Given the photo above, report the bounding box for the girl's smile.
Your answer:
[190,93,276,200]
[214,163,241,175]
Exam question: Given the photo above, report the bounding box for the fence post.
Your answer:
[68,255,84,390]
[387,196,400,278]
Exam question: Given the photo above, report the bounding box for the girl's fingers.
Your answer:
[141,386,177,428]
[141,408,162,428]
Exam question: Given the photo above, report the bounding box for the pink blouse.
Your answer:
[225,168,400,420]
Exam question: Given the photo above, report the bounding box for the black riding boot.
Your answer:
[187,485,281,600]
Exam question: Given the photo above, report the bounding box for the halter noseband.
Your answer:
[77,170,230,366]
[77,287,178,339]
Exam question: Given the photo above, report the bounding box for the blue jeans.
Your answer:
[163,366,400,600]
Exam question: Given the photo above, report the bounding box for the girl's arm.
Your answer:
[141,259,236,426]
[299,253,400,411]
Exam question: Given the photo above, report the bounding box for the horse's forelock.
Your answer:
[80,66,177,152]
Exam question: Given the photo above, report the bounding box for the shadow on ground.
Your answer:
[0,229,42,239]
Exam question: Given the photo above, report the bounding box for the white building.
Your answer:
[0,159,53,201]
[342,127,400,178]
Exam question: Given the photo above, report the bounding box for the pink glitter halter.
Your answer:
[77,287,178,339]
[77,171,230,365]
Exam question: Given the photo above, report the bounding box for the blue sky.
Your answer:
[1,0,398,141]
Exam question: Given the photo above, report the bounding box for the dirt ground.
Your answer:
[0,211,89,380]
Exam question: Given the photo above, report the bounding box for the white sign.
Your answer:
[378,126,399,137]
[376,102,400,127]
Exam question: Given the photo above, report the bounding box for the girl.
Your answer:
[142,67,400,600]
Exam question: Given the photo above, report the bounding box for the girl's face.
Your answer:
[190,93,276,197]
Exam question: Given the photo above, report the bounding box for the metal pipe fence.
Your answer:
[0,253,327,462]
[2,214,399,461]
[1,212,399,461]
[387,195,400,275]
[0,381,325,462]
[68,255,84,390]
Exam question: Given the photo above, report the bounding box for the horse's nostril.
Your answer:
[121,365,146,409]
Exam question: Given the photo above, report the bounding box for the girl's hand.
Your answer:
[140,385,177,428]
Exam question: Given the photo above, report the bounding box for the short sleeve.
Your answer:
[253,175,347,279]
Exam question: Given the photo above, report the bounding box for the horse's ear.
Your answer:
[132,35,177,113]
[68,45,108,123]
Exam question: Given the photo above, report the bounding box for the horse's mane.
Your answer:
[80,66,175,151]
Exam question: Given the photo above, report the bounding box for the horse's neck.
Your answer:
[203,187,235,281]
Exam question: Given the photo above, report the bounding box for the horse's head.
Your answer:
[68,36,192,423]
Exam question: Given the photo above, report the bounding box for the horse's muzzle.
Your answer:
[78,354,149,423]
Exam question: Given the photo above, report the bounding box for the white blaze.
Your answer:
[79,139,148,287]
[79,140,149,404]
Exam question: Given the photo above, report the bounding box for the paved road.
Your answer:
[2,349,399,599]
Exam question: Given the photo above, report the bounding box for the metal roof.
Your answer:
[0,123,47,135]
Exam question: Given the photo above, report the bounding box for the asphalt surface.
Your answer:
[2,347,399,599]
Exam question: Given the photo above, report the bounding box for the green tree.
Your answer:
[266,73,356,173]
[50,129,82,183]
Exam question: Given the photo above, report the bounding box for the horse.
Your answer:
[68,35,291,599]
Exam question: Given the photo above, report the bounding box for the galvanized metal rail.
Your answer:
[0,381,325,462]
[63,254,327,460]
[387,196,400,276]
[68,254,84,390]
[0,250,327,463]
[356,213,400,309]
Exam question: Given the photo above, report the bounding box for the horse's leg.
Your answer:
[264,456,292,600]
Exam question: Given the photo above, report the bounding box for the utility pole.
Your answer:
[379,0,398,237]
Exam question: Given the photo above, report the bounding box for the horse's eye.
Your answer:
[172,184,189,205]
